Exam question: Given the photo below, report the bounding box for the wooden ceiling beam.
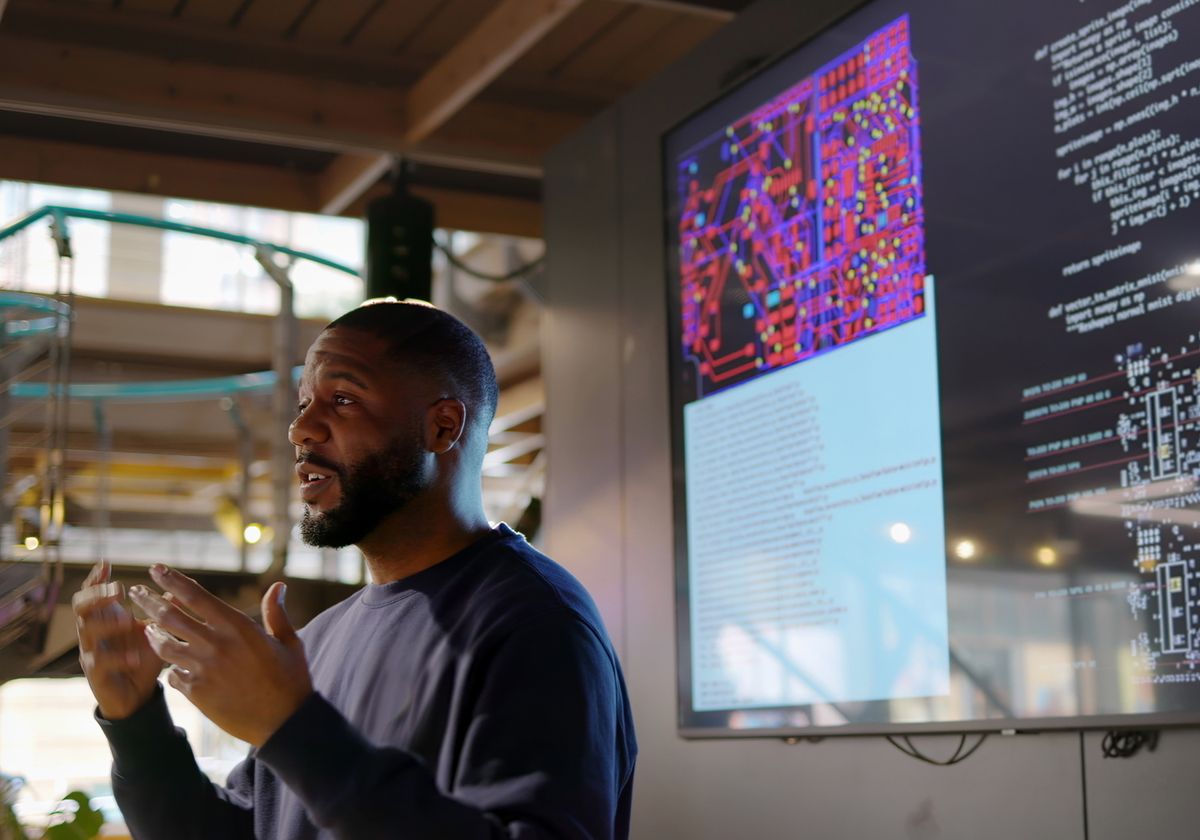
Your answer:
[406,0,584,144]
[321,0,582,216]
[0,134,317,213]
[0,135,541,238]
[0,34,576,174]
[317,153,395,216]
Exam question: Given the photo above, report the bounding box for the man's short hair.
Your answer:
[326,299,499,433]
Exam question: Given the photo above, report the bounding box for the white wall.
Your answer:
[542,0,1200,837]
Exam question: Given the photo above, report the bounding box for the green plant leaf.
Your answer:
[40,792,103,840]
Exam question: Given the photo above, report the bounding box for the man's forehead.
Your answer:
[301,329,417,387]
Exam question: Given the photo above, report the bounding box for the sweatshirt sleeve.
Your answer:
[97,684,256,839]
[255,610,631,840]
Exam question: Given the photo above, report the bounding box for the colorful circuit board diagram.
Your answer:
[675,16,926,401]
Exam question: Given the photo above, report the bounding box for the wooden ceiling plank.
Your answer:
[350,0,441,51]
[3,0,418,87]
[406,0,585,143]
[554,4,673,81]
[290,0,377,45]
[504,0,628,79]
[609,12,722,86]
[396,0,496,60]
[233,0,311,36]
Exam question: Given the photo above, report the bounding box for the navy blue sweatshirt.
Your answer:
[98,525,637,839]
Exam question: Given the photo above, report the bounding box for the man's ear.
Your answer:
[426,398,467,454]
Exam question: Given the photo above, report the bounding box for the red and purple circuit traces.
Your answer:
[677,16,927,400]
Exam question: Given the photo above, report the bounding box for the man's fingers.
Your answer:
[128,585,209,644]
[149,565,233,625]
[144,623,202,672]
[71,581,124,617]
[82,560,110,589]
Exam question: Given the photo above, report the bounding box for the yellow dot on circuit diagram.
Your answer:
[774,343,782,352]
[865,317,874,328]
[785,159,793,169]
[789,186,798,196]
[730,243,738,252]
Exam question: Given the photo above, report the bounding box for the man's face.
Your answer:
[290,328,432,548]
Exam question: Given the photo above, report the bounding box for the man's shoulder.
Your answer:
[455,527,611,644]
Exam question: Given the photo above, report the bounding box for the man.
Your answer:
[73,300,637,839]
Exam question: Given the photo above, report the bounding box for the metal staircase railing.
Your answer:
[0,288,73,656]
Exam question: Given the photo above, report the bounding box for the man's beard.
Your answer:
[299,437,429,548]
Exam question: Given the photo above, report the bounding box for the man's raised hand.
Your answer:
[129,565,313,747]
[73,560,163,720]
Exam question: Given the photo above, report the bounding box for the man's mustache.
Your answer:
[296,451,343,476]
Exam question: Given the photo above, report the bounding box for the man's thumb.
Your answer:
[262,582,297,644]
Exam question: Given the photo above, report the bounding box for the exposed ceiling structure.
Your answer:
[0,0,749,237]
[0,0,753,675]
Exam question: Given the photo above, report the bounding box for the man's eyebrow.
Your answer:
[324,370,371,390]
[311,353,372,390]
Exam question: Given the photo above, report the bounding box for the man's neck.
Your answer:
[356,494,493,585]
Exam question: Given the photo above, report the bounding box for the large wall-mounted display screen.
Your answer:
[665,0,1200,735]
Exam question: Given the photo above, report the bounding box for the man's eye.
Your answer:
[334,395,353,406]
[296,403,309,415]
